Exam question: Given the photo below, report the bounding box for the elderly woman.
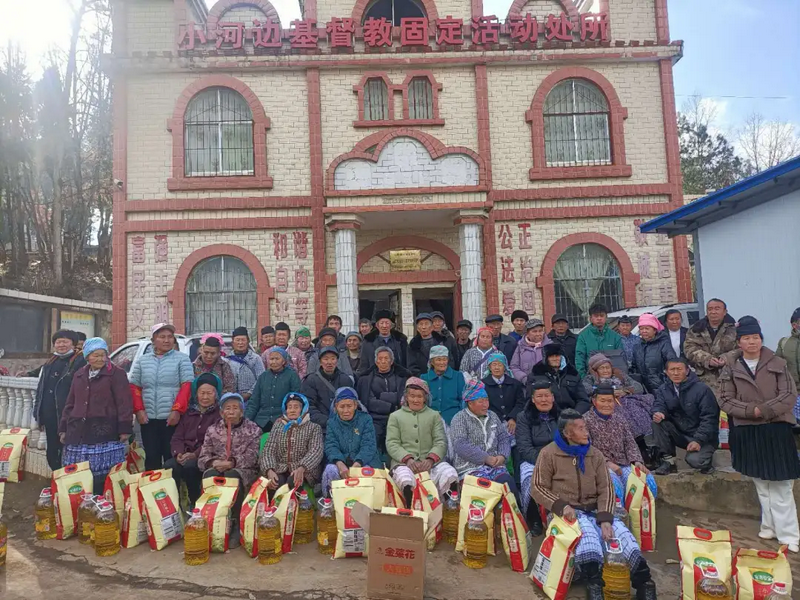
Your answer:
[58,337,132,494]
[532,409,657,600]
[510,319,552,385]
[482,352,526,433]
[386,378,458,507]
[582,353,653,454]
[719,316,800,553]
[422,345,465,426]
[247,346,301,432]
[198,392,262,546]
[450,380,520,505]
[321,387,381,497]
[165,373,222,506]
[530,343,591,414]
[260,392,324,493]
[459,327,497,380]
[583,384,657,508]
[516,380,560,534]
[633,313,677,394]
[356,346,410,456]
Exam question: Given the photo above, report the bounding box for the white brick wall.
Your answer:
[127,0,174,54]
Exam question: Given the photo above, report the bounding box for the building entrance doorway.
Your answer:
[359,289,402,324]
[412,287,454,331]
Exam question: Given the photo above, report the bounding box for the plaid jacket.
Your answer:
[227,349,265,396]
[259,415,324,484]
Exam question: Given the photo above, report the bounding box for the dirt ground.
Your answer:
[0,475,797,600]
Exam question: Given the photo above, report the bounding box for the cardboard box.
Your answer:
[352,502,442,600]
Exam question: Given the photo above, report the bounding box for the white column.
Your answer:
[334,226,359,334]
[459,220,485,327]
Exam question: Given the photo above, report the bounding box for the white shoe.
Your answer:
[788,544,799,553]
[758,530,776,540]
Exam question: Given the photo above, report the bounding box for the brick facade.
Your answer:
[111,0,690,346]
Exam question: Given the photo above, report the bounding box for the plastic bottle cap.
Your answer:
[264,508,277,518]
[192,508,202,515]
[297,490,308,498]
[773,583,786,592]
[41,488,52,496]
[704,566,719,577]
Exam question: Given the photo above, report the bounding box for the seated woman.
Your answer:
[459,327,497,380]
[166,373,222,507]
[515,380,560,535]
[450,380,520,506]
[583,384,657,508]
[59,337,132,494]
[530,343,591,414]
[421,345,465,426]
[259,392,324,495]
[582,353,654,456]
[197,392,262,547]
[386,378,459,508]
[482,352,526,432]
[322,387,382,497]
[531,409,657,600]
[247,346,301,433]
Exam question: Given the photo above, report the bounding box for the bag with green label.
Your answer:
[196,476,239,553]
[733,547,792,600]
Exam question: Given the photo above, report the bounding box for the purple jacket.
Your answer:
[510,335,552,385]
[59,362,133,446]
[170,405,221,457]
[198,418,262,487]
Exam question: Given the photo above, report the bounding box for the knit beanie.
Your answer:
[587,353,611,372]
[82,337,108,358]
[220,392,245,412]
[638,313,664,332]
[525,318,544,331]
[429,345,449,360]
[736,316,762,339]
[486,351,509,371]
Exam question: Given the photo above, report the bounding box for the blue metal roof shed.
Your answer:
[639,155,800,235]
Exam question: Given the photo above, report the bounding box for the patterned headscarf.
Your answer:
[282,392,310,431]
[486,351,509,373]
[474,327,494,347]
[403,377,430,406]
[463,379,488,403]
[295,327,311,340]
[201,333,225,346]
[268,346,290,364]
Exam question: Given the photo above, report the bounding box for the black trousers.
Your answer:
[165,458,203,504]
[203,468,245,520]
[140,420,175,471]
[41,405,62,472]
[651,420,715,469]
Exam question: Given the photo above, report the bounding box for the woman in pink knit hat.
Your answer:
[632,313,677,394]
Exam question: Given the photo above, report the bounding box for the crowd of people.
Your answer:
[24,300,800,598]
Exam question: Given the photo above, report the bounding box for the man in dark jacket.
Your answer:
[356,346,410,457]
[407,313,457,376]
[307,327,353,376]
[485,314,518,363]
[431,311,456,343]
[547,314,577,367]
[454,319,473,366]
[314,315,347,351]
[359,310,408,374]
[301,346,354,432]
[32,330,86,471]
[529,343,591,414]
[664,309,688,359]
[652,358,719,475]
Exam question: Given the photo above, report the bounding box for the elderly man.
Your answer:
[776,307,800,391]
[359,318,373,338]
[193,336,236,394]
[652,357,719,475]
[359,310,409,374]
[532,409,657,600]
[258,326,275,355]
[323,314,348,351]
[301,346,355,432]
[407,313,457,377]
[683,298,737,396]
[343,331,363,374]
[548,314,578,367]
[227,327,265,401]
[510,310,529,342]
[485,314,518,363]
[454,319,473,366]
[431,311,455,342]
[307,327,353,376]
[617,315,641,369]
[130,323,195,470]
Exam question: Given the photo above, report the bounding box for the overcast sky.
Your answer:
[4,0,798,132]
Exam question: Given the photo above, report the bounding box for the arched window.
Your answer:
[553,243,622,328]
[408,77,433,120]
[543,79,611,167]
[184,87,254,177]
[363,0,425,25]
[185,256,257,334]
[363,78,390,121]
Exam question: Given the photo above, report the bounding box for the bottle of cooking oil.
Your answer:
[442,490,460,545]
[94,501,120,557]
[764,582,789,599]
[603,539,631,600]
[463,508,488,569]
[316,498,337,555]
[294,489,314,544]
[91,496,104,546]
[696,565,732,600]
[184,508,209,566]
[35,488,57,540]
[258,507,282,565]
[0,514,7,567]
[77,494,96,545]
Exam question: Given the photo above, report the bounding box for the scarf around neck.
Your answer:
[554,429,590,473]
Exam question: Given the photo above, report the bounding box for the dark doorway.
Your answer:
[412,287,454,331]
[359,289,402,324]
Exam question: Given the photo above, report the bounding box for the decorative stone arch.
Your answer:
[536,232,640,325]
[525,67,631,181]
[357,235,460,272]
[207,0,281,32]
[351,0,439,24]
[167,75,273,191]
[326,128,487,194]
[168,244,274,333]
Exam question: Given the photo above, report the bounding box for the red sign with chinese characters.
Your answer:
[177,12,609,52]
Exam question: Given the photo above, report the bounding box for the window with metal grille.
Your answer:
[553,243,623,329]
[185,256,257,335]
[543,79,611,167]
[408,77,434,120]
[364,78,390,121]
[363,0,425,25]
[184,87,254,177]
